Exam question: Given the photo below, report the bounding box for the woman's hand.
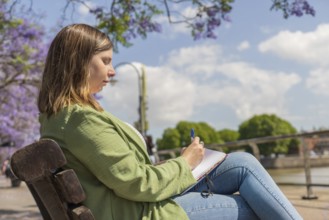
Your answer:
[181,137,205,170]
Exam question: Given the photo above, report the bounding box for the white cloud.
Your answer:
[154,15,189,39]
[100,63,195,129]
[306,68,329,96]
[154,5,198,38]
[78,2,95,15]
[101,44,302,131]
[237,41,250,51]
[146,67,195,125]
[213,62,301,119]
[180,6,198,18]
[258,23,329,67]
[165,44,224,78]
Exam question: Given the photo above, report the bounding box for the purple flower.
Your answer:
[0,0,47,152]
[206,7,219,17]
[195,21,205,29]
[271,0,315,18]
[90,7,103,14]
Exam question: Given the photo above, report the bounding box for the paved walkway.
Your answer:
[279,185,329,220]
[0,175,328,220]
[0,176,41,220]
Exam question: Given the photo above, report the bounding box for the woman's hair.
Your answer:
[38,23,113,116]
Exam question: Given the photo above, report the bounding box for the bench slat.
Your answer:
[10,139,95,220]
[55,169,86,204]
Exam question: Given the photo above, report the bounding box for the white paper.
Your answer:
[191,148,226,180]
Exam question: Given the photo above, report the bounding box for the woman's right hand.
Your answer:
[181,137,205,170]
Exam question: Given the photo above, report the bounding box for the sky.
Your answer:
[30,0,329,141]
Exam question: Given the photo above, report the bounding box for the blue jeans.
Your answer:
[173,152,302,220]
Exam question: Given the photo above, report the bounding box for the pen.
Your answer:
[190,128,195,142]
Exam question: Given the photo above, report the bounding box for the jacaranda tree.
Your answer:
[0,0,47,149]
[62,0,315,51]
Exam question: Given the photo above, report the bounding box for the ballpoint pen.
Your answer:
[190,128,195,142]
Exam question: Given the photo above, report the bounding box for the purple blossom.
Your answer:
[153,23,162,32]
[90,7,103,14]
[94,1,162,50]
[191,0,315,41]
[271,0,315,19]
[195,21,205,29]
[301,1,315,16]
[206,7,219,17]
[0,0,47,154]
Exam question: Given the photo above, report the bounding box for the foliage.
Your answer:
[63,0,315,51]
[217,128,239,152]
[238,114,298,156]
[217,128,239,142]
[0,0,47,148]
[157,121,222,150]
[271,0,315,18]
[156,128,180,150]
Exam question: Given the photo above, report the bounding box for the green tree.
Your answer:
[157,121,222,150]
[176,121,222,147]
[238,114,298,156]
[217,129,239,153]
[218,129,239,142]
[156,128,180,150]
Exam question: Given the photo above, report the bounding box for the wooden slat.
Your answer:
[33,177,70,220]
[10,139,95,220]
[71,206,95,220]
[10,139,66,181]
[55,169,86,204]
[27,183,52,220]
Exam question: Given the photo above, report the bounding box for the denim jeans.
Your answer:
[173,152,302,220]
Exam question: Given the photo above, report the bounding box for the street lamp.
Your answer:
[112,62,148,136]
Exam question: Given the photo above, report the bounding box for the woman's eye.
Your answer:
[103,59,111,65]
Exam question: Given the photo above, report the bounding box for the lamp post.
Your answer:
[112,62,148,136]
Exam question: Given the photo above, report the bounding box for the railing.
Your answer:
[154,129,329,200]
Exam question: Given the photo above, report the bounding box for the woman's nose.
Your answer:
[108,66,115,77]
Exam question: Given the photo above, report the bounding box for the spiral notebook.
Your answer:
[181,148,227,195]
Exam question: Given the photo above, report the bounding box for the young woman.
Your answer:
[38,23,302,220]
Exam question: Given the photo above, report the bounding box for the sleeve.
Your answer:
[64,109,196,202]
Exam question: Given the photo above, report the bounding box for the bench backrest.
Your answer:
[10,139,95,220]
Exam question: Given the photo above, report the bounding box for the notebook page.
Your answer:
[192,148,226,180]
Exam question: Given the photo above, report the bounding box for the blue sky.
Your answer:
[31,0,329,140]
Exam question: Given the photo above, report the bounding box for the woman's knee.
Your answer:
[227,152,262,168]
[228,151,256,160]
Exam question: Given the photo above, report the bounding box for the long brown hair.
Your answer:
[38,24,113,117]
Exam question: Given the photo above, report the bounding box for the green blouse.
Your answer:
[39,104,196,220]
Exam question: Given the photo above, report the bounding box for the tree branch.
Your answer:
[163,0,199,24]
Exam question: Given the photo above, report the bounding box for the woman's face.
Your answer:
[88,49,115,94]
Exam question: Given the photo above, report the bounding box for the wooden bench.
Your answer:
[10,139,95,220]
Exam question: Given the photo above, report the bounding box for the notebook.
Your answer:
[192,148,227,180]
[181,148,227,195]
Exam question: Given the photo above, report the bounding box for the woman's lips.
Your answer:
[102,80,109,86]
